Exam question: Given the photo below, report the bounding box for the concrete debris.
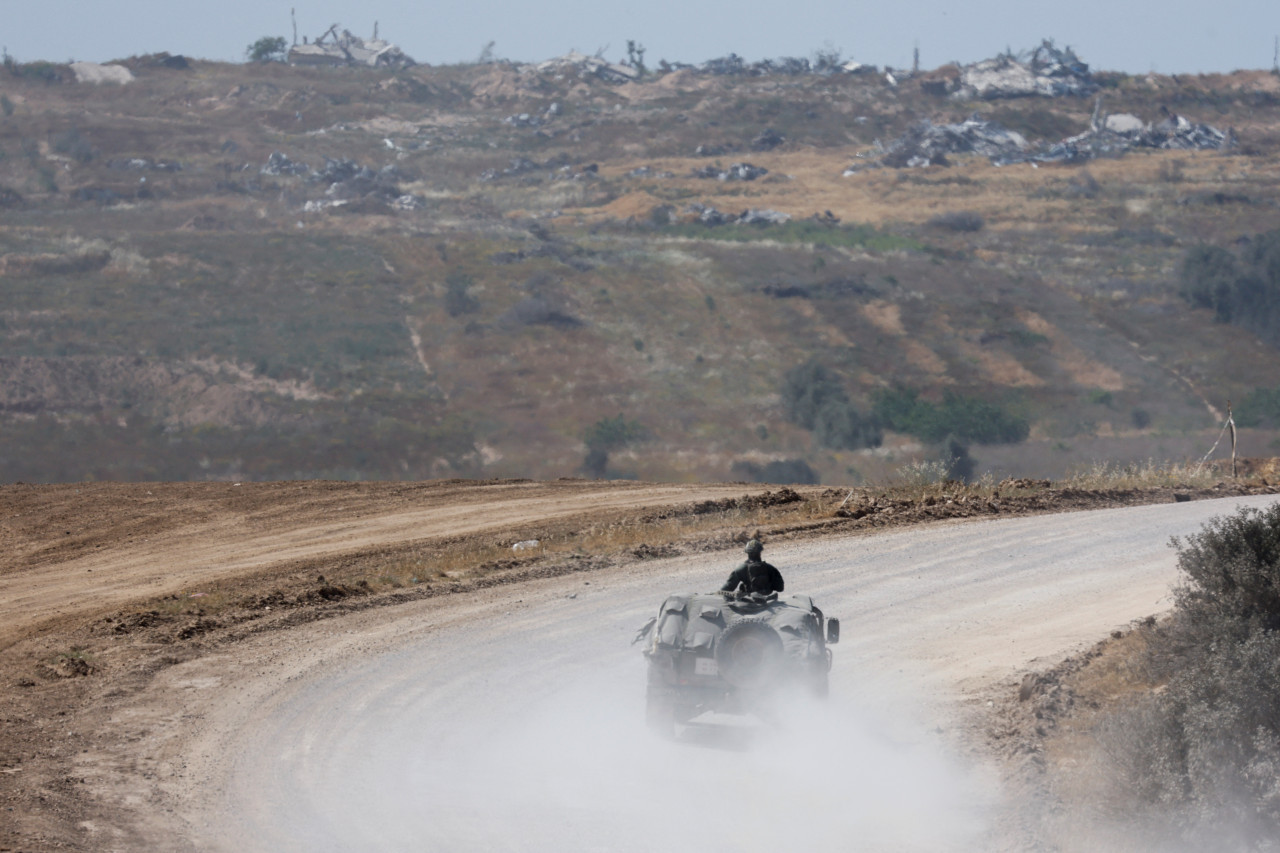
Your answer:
[106,158,182,172]
[391,194,425,210]
[691,162,769,181]
[626,166,674,178]
[261,151,310,176]
[738,208,792,225]
[995,110,1234,165]
[532,50,638,84]
[302,199,346,213]
[504,112,545,128]
[852,107,1231,172]
[261,152,422,211]
[751,128,786,151]
[695,54,870,77]
[288,25,414,68]
[952,41,1094,100]
[1103,113,1145,134]
[873,118,1029,169]
[69,62,134,85]
[319,159,403,200]
[841,60,876,75]
[479,155,596,183]
[694,144,733,157]
[686,203,791,226]
[692,204,733,225]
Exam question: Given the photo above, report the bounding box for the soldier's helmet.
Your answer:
[744,538,763,557]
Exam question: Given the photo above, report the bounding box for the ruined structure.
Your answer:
[287,25,414,69]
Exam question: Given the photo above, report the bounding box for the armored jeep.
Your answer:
[635,589,840,735]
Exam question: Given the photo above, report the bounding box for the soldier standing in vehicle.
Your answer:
[720,538,784,594]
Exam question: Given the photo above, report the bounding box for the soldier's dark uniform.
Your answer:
[720,539,784,594]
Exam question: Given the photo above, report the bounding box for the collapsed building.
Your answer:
[531,51,639,84]
[1000,109,1235,165]
[287,25,414,69]
[935,40,1095,100]
[853,107,1233,173]
[858,118,1029,170]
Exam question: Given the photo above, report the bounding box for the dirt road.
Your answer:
[95,494,1278,852]
[0,479,761,650]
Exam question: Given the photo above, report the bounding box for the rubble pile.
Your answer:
[690,162,769,181]
[951,41,1094,100]
[512,50,876,83]
[261,151,310,177]
[259,152,424,212]
[288,25,414,69]
[315,158,404,200]
[855,109,1232,172]
[106,158,183,172]
[751,129,786,151]
[872,118,1029,169]
[690,53,875,77]
[997,110,1234,165]
[478,155,598,183]
[530,51,639,84]
[685,203,791,226]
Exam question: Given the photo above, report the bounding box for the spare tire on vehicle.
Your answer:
[714,619,784,689]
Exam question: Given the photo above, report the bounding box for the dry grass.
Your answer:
[367,495,835,589]
[1062,458,1223,489]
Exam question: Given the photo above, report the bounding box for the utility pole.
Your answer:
[913,43,919,74]
[291,8,298,46]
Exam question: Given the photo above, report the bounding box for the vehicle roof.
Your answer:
[660,591,817,615]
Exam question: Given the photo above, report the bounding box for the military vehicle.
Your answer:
[634,588,840,735]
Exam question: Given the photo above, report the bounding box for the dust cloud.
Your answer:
[328,660,995,852]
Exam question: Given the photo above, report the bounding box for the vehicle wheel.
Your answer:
[715,619,784,689]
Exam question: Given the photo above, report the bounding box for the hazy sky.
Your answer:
[4,0,1277,74]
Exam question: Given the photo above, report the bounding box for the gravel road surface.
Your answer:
[124,495,1279,851]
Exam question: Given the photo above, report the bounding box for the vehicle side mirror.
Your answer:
[826,618,840,644]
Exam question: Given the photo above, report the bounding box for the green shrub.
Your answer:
[443,272,479,316]
[941,434,974,482]
[1181,231,1280,343]
[926,211,984,233]
[780,360,881,450]
[872,386,1028,444]
[246,36,288,63]
[1173,503,1280,634]
[50,128,93,163]
[582,414,649,477]
[1235,387,1280,428]
[5,59,63,84]
[1096,505,1280,844]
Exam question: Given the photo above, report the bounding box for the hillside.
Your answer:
[2,53,1280,483]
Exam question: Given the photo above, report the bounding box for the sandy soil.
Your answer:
[2,479,1278,850]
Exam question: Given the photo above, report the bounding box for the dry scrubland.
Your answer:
[0,59,1279,482]
[2,470,1279,850]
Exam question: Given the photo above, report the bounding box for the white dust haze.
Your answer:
[254,658,995,852]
